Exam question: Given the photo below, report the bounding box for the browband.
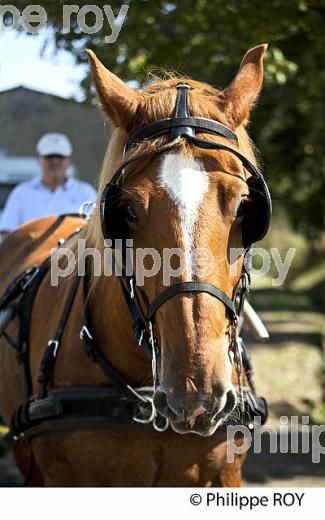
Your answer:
[127,117,239,150]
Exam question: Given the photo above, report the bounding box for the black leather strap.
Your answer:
[11,385,137,438]
[171,83,195,139]
[18,257,53,398]
[10,384,268,440]
[81,265,139,396]
[109,139,181,187]
[0,265,41,310]
[147,281,237,321]
[241,390,268,426]
[81,325,134,396]
[118,278,152,357]
[185,134,264,178]
[37,273,81,398]
[127,117,238,149]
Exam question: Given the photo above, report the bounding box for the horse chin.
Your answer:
[169,418,223,437]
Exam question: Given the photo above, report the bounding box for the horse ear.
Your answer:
[222,44,268,128]
[86,49,142,129]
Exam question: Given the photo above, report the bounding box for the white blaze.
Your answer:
[158,152,209,277]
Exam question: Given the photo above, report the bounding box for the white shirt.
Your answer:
[0,177,97,232]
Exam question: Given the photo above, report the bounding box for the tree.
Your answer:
[13,0,325,236]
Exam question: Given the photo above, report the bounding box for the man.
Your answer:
[0,133,97,238]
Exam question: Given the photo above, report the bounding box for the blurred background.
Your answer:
[0,0,324,486]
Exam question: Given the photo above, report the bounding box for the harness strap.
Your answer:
[2,329,19,351]
[17,258,53,397]
[118,279,152,357]
[0,266,41,310]
[185,135,266,180]
[80,325,136,397]
[10,385,267,441]
[171,83,195,139]
[38,273,81,398]
[81,269,141,397]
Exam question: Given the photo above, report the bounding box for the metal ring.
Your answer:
[153,415,169,432]
[133,396,156,425]
[79,200,96,220]
[48,339,59,357]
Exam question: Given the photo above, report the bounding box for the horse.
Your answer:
[0,43,270,486]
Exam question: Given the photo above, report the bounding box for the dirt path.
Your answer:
[242,288,325,486]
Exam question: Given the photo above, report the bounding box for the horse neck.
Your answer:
[87,262,152,387]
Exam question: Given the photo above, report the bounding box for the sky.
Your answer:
[0,29,86,100]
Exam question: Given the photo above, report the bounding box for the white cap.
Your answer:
[36,133,73,157]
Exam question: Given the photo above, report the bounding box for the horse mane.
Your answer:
[84,73,259,255]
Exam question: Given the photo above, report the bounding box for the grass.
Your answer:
[251,342,322,411]
[290,260,325,291]
[247,285,324,423]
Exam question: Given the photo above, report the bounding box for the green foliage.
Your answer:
[258,216,309,283]
[311,403,325,424]
[14,0,325,236]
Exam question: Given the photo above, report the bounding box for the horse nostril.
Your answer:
[219,389,237,416]
[154,390,182,420]
[153,389,168,415]
[154,390,181,422]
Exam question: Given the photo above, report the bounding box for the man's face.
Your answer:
[38,155,71,179]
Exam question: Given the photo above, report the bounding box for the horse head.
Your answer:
[87,44,268,436]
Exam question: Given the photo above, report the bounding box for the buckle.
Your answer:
[138,329,144,346]
[80,325,93,341]
[129,277,135,299]
[48,339,59,357]
[20,266,40,291]
[80,325,96,361]
[230,314,239,330]
[121,384,171,432]
[148,321,158,389]
[241,271,250,293]
[153,414,169,432]
[133,396,156,425]
[243,392,268,428]
[79,200,96,221]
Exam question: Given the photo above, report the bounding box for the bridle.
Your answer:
[99,82,272,406]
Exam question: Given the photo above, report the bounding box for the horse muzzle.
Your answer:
[153,387,237,436]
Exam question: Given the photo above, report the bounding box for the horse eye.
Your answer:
[236,196,252,221]
[125,203,137,223]
[236,201,246,220]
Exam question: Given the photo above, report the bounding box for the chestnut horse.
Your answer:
[0,44,269,486]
